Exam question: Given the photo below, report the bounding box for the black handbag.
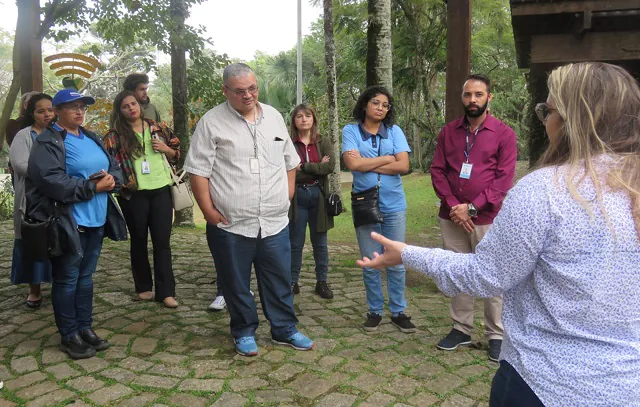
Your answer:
[325,191,343,217]
[350,136,383,228]
[20,202,66,261]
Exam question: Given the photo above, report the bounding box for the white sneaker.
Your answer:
[208,295,226,311]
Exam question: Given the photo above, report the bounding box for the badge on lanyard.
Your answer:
[141,160,151,174]
[460,162,473,179]
[249,158,259,174]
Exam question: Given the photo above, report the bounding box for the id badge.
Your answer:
[141,160,151,174]
[249,158,259,174]
[460,162,473,179]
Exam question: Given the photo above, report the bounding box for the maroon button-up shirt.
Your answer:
[430,114,517,225]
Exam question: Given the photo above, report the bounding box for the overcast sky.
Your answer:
[0,0,323,61]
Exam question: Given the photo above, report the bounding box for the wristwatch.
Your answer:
[467,203,478,217]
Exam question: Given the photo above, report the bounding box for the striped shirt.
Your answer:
[184,101,300,238]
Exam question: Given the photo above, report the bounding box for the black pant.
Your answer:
[118,186,175,301]
[490,361,545,407]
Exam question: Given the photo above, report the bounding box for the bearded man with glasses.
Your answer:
[430,74,518,362]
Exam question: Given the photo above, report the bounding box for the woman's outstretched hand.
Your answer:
[356,232,407,269]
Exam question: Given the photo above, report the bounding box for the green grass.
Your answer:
[190,162,531,247]
[330,173,441,246]
[192,173,441,246]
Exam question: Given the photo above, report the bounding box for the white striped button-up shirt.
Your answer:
[184,101,300,238]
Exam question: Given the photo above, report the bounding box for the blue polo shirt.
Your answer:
[342,123,411,213]
[55,124,109,227]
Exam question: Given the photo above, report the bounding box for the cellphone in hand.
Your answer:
[88,170,107,180]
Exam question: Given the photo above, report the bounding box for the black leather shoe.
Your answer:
[60,332,96,359]
[79,328,110,351]
[315,281,334,299]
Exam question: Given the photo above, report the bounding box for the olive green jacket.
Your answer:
[288,136,335,233]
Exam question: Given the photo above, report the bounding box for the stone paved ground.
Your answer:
[0,222,496,406]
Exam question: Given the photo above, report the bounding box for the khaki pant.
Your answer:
[439,218,504,340]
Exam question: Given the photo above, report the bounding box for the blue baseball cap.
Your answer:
[52,89,96,107]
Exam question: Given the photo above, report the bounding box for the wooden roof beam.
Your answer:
[512,0,640,16]
[530,31,640,64]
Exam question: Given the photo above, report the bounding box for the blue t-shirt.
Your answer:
[342,123,411,213]
[56,125,109,227]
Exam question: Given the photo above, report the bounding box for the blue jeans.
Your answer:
[206,225,298,340]
[355,210,407,315]
[50,226,104,337]
[490,361,544,407]
[290,185,329,284]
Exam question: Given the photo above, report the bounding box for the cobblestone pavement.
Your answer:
[0,222,496,406]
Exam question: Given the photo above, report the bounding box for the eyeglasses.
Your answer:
[63,105,88,113]
[225,85,258,96]
[535,102,556,123]
[369,99,391,111]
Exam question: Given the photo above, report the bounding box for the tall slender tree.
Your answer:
[169,0,193,227]
[366,0,393,91]
[323,0,341,194]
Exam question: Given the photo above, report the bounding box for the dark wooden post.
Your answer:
[444,0,471,123]
[17,0,42,93]
[527,66,549,167]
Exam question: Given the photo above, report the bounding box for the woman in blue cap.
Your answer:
[26,89,126,360]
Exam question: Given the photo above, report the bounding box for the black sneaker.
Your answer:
[488,339,502,362]
[391,313,416,333]
[437,329,472,351]
[363,313,382,332]
[315,281,334,299]
[60,332,96,360]
[79,328,110,351]
[291,283,300,295]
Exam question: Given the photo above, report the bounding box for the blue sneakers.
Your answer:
[234,336,258,356]
[272,332,314,351]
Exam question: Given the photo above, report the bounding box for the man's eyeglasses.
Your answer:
[225,85,258,96]
[63,105,88,113]
[369,99,391,111]
[535,102,556,123]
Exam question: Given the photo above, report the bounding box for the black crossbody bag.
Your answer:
[351,136,384,228]
[21,201,66,261]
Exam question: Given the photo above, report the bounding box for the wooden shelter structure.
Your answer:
[510,0,640,164]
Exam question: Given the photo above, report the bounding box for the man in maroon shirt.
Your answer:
[430,74,517,362]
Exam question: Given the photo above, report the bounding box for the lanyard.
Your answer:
[138,121,147,158]
[245,106,258,158]
[464,121,483,163]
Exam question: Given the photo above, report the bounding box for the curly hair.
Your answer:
[352,85,395,127]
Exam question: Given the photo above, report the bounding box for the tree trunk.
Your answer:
[0,13,24,149]
[366,0,393,92]
[170,0,194,227]
[18,0,43,93]
[324,0,341,195]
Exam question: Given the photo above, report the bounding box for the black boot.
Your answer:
[79,328,110,351]
[315,281,334,299]
[60,332,96,359]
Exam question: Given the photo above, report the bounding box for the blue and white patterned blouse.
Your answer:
[403,160,640,407]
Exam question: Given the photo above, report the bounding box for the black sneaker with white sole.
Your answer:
[437,328,471,350]
[363,313,382,331]
[391,313,416,333]
[488,339,502,362]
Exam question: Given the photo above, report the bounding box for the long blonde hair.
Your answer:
[538,62,640,237]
